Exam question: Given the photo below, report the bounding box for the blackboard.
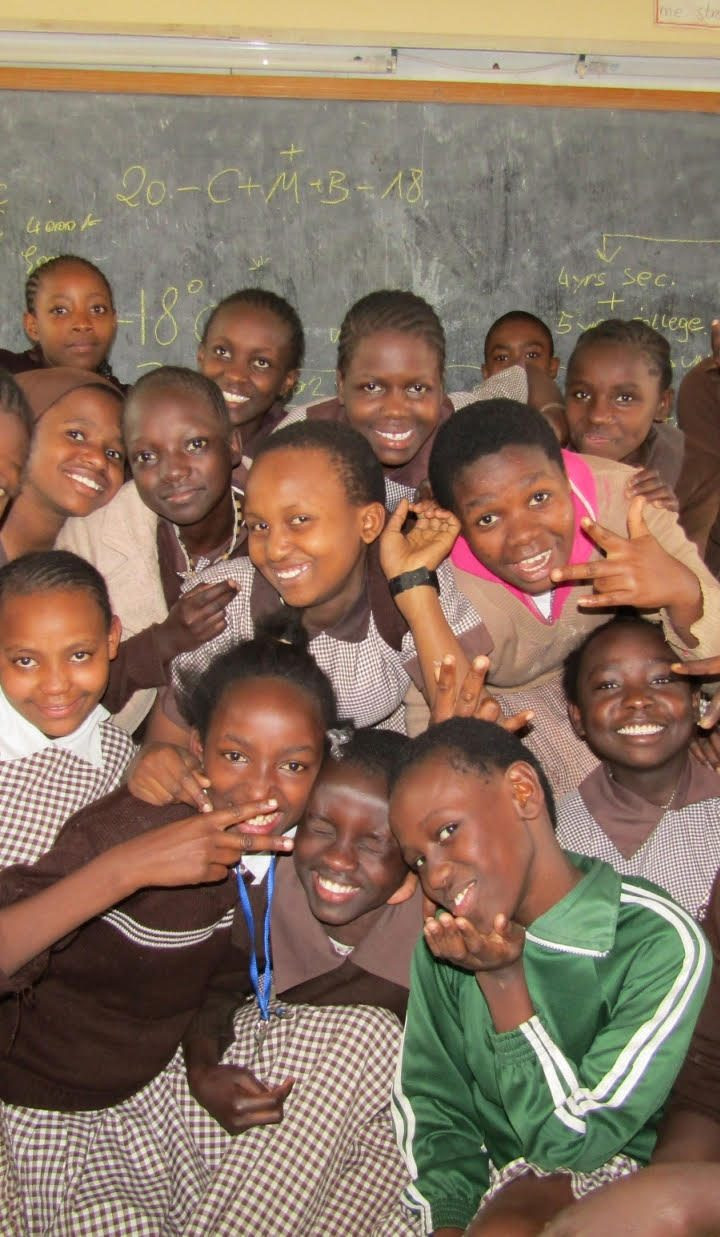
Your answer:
[1,89,718,398]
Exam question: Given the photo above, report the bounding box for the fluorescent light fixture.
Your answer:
[0,33,396,75]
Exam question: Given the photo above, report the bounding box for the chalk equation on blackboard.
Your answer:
[114,163,425,211]
[553,229,719,371]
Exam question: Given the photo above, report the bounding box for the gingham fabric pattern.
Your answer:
[172,558,482,734]
[473,1151,639,1215]
[557,792,720,919]
[448,366,529,412]
[172,1000,421,1236]
[0,722,135,869]
[2,1055,209,1237]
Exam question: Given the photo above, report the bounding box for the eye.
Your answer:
[570,388,591,402]
[66,428,85,442]
[528,490,551,507]
[493,351,509,363]
[650,674,673,686]
[306,818,335,838]
[48,306,68,316]
[526,350,541,360]
[222,750,249,764]
[251,358,271,370]
[361,381,382,394]
[289,515,311,526]
[438,822,458,842]
[132,450,157,466]
[105,447,124,463]
[407,383,429,395]
[90,304,109,315]
[280,760,309,773]
[13,655,37,668]
[595,678,620,691]
[212,345,231,360]
[358,837,386,855]
[246,519,269,534]
[476,512,499,528]
[413,855,426,871]
[70,650,92,662]
[615,392,636,405]
[187,437,209,452]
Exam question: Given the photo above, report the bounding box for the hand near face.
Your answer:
[550,496,701,619]
[127,741,212,811]
[424,909,525,973]
[157,578,238,662]
[379,497,460,580]
[188,1061,294,1135]
[431,653,534,731]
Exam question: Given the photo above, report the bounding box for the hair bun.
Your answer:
[254,607,309,652]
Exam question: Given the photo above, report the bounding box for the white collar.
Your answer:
[0,687,109,769]
[241,826,297,885]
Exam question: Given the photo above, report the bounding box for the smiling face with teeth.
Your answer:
[567,620,696,787]
[452,445,575,595]
[197,304,299,440]
[294,760,411,944]
[244,446,385,630]
[190,675,327,839]
[25,387,125,520]
[337,330,444,469]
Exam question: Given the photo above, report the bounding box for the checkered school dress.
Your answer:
[557,792,720,920]
[0,722,135,868]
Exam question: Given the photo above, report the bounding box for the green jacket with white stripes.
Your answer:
[392,854,711,1234]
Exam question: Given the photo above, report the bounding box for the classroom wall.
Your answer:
[1,0,719,57]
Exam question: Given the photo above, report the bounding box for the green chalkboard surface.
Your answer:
[0,92,717,395]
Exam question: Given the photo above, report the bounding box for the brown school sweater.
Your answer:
[0,786,240,1111]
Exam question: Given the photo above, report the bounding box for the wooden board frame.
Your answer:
[0,67,718,110]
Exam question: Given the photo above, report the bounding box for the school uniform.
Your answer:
[556,756,720,918]
[392,855,711,1234]
[171,546,484,733]
[406,452,720,795]
[621,421,685,491]
[172,855,424,1236]
[0,690,135,869]
[0,786,239,1236]
[230,397,294,491]
[57,480,247,733]
[675,355,720,576]
[0,345,127,393]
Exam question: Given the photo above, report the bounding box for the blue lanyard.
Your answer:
[235,857,276,1021]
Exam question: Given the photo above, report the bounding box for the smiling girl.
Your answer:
[0,618,334,1234]
[556,614,720,917]
[389,718,710,1237]
[402,398,720,795]
[0,367,124,562]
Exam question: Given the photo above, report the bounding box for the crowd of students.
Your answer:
[0,251,717,1236]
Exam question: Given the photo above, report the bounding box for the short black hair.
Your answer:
[181,611,338,742]
[567,318,673,392]
[389,716,557,829]
[328,725,410,785]
[337,289,445,379]
[562,612,674,707]
[251,419,386,507]
[484,310,555,361]
[429,399,565,513]
[0,549,112,630]
[0,370,33,437]
[201,287,305,371]
[126,365,231,436]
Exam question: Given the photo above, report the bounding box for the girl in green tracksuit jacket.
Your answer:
[387,718,711,1237]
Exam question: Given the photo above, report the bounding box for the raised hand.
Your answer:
[155,578,238,662]
[431,654,534,731]
[120,801,294,890]
[127,742,212,811]
[550,496,702,635]
[626,467,679,512]
[188,1061,294,1134]
[380,497,460,581]
[424,910,525,973]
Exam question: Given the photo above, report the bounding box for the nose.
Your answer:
[70,306,93,332]
[504,507,538,554]
[586,396,613,424]
[77,438,110,473]
[265,525,292,562]
[160,450,192,483]
[42,659,72,696]
[622,682,654,710]
[424,855,453,901]
[323,837,357,873]
[241,763,278,804]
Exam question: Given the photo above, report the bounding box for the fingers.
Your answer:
[231,832,295,855]
[454,656,491,717]
[699,694,720,731]
[671,656,720,678]
[384,499,410,533]
[185,579,239,604]
[690,733,720,772]
[626,494,650,540]
[501,708,535,733]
